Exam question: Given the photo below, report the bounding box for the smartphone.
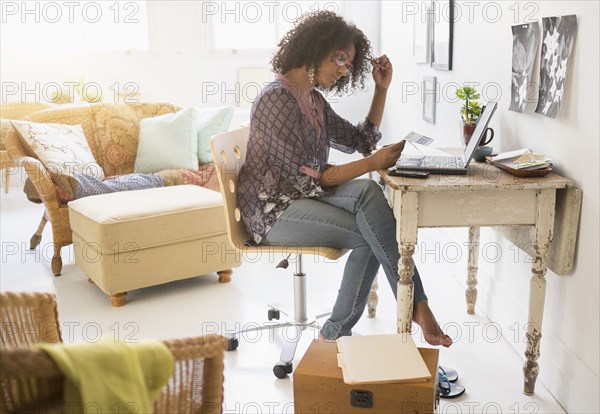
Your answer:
[388,168,430,178]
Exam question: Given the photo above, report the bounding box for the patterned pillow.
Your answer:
[10,120,104,179]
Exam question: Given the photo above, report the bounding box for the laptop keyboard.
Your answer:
[421,156,464,168]
[397,155,464,169]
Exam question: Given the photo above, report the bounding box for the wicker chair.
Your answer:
[0,292,226,413]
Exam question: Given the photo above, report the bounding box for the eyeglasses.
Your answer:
[333,50,353,76]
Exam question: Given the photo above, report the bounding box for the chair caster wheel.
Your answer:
[273,362,293,379]
[226,337,239,351]
[268,309,280,320]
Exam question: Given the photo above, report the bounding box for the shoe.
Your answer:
[438,369,465,399]
[438,380,465,399]
[439,366,458,382]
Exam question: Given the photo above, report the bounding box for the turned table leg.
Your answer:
[396,192,418,334]
[524,189,556,395]
[466,226,480,314]
[367,275,378,318]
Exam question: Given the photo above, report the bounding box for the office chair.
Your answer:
[0,292,226,413]
[211,127,347,378]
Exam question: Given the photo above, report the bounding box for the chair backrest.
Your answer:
[211,127,251,251]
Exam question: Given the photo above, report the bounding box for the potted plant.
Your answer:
[455,86,482,145]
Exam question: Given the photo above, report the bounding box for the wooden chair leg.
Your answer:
[217,269,233,283]
[30,214,48,249]
[110,293,127,307]
[51,244,62,276]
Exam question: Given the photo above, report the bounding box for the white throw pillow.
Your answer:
[135,107,200,173]
[11,120,104,179]
[196,106,234,164]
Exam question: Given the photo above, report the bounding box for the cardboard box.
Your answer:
[294,339,439,414]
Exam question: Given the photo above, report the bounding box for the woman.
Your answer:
[237,10,452,347]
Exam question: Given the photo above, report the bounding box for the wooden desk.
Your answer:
[379,162,573,395]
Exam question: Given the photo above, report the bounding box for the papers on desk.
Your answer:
[398,132,452,166]
[336,333,431,384]
[404,132,434,146]
[491,148,552,170]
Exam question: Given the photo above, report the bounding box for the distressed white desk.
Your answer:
[379,162,573,395]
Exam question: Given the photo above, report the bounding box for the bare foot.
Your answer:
[413,301,453,347]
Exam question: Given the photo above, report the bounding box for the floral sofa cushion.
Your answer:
[87,103,180,176]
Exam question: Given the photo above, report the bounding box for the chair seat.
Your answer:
[243,244,347,260]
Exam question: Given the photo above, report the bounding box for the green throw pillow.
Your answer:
[136,107,200,173]
[197,106,234,164]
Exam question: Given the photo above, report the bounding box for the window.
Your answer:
[206,1,343,53]
[1,1,149,52]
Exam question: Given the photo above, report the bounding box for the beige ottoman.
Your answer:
[68,185,240,306]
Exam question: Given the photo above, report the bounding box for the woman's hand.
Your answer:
[371,55,393,90]
[367,141,405,171]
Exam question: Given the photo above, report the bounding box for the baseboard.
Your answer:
[420,227,599,413]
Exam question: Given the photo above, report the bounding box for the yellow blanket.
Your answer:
[37,337,174,413]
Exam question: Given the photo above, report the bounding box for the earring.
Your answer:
[307,65,315,86]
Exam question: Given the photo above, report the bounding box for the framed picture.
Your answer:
[423,76,437,123]
[413,4,432,64]
[431,0,454,70]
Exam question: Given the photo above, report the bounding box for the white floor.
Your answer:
[0,179,566,414]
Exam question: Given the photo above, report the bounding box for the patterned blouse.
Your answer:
[237,75,382,245]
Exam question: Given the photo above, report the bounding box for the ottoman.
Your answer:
[68,185,240,306]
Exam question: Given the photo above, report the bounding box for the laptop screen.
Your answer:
[462,101,498,161]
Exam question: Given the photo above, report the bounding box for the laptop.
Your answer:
[395,101,498,175]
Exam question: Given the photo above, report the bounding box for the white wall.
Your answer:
[381,1,599,412]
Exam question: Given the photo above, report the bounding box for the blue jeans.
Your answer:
[262,179,428,339]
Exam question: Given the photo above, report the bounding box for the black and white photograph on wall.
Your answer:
[535,15,577,118]
[509,22,540,113]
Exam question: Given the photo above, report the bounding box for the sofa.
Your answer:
[5,102,240,304]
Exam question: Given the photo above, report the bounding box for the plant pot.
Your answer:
[462,123,477,146]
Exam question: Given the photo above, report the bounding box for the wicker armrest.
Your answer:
[11,155,60,209]
[5,127,61,209]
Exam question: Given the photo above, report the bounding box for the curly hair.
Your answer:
[271,10,373,94]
